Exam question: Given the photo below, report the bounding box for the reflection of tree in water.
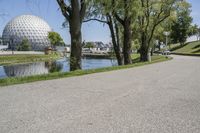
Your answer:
[45,61,63,73]
[110,58,117,66]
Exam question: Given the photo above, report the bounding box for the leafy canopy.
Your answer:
[48,32,64,46]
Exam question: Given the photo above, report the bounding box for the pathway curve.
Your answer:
[0,55,200,133]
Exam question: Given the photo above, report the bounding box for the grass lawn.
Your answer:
[131,54,140,60]
[0,53,61,66]
[168,43,181,50]
[171,41,200,55]
[0,54,172,86]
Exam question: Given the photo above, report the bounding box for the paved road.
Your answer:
[0,55,200,133]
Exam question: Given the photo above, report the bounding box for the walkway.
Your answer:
[0,55,200,133]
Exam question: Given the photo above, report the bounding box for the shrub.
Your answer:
[17,39,32,51]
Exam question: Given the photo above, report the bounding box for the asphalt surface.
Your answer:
[0,55,200,133]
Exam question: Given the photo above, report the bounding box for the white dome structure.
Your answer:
[2,15,52,51]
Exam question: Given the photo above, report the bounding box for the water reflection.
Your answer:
[4,61,63,78]
[4,62,49,77]
[45,61,63,73]
[0,58,117,78]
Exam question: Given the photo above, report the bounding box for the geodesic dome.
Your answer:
[2,15,52,51]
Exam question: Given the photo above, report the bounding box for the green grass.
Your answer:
[171,41,200,55]
[0,55,172,86]
[168,43,181,50]
[0,53,61,66]
[131,54,140,60]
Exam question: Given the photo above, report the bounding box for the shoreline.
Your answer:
[0,55,172,86]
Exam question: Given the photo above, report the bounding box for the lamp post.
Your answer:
[163,31,170,49]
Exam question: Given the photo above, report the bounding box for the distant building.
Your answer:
[82,41,112,53]
[56,45,71,53]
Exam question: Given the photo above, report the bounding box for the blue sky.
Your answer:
[0,0,199,44]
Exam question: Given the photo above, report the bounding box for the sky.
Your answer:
[0,0,199,44]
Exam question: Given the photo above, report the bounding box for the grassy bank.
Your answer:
[0,55,172,86]
[0,53,61,66]
[171,41,200,56]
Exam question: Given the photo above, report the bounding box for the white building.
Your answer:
[56,45,71,53]
[82,41,112,53]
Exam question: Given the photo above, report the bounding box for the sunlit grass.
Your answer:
[0,53,61,65]
[172,41,200,55]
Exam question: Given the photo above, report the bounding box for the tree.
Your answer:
[153,12,177,50]
[57,0,87,71]
[83,0,124,65]
[106,14,124,65]
[48,32,64,48]
[138,0,176,61]
[17,39,32,51]
[170,0,192,45]
[198,28,200,41]
[114,0,139,65]
[89,0,139,65]
[188,24,199,40]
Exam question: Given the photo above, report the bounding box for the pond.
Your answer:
[0,58,117,79]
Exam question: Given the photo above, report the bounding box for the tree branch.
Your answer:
[115,14,124,25]
[83,18,108,24]
[148,9,171,46]
[56,0,71,21]
[80,0,86,22]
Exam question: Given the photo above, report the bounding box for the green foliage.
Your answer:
[188,24,199,37]
[170,0,193,45]
[17,39,32,51]
[83,42,95,48]
[131,39,140,51]
[154,13,176,44]
[137,0,176,61]
[48,32,64,47]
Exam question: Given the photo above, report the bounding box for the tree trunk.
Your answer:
[69,0,82,71]
[57,0,86,71]
[140,46,148,62]
[140,34,149,62]
[123,18,132,65]
[114,0,132,65]
[158,41,161,51]
[110,25,123,65]
[69,26,82,71]
[151,48,153,56]
[107,15,123,66]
